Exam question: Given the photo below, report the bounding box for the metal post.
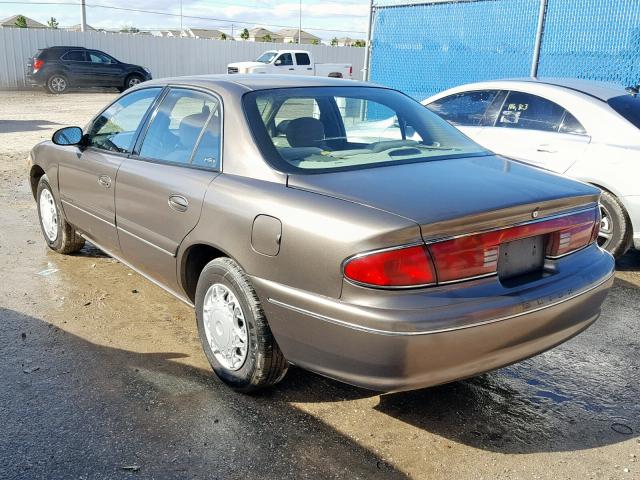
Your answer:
[180,0,183,32]
[362,0,375,81]
[530,0,547,78]
[80,0,86,32]
[298,0,302,44]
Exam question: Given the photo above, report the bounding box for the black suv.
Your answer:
[26,46,152,94]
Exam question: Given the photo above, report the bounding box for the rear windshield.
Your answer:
[32,49,43,59]
[608,94,640,129]
[243,86,487,174]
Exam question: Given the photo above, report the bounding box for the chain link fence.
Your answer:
[369,0,640,100]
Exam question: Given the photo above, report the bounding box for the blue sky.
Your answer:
[0,0,370,39]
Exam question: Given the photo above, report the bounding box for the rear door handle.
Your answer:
[536,145,557,153]
[288,68,295,71]
[97,175,112,188]
[168,194,188,212]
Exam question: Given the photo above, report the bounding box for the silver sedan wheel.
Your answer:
[598,204,613,249]
[128,77,141,88]
[202,283,248,371]
[49,76,66,92]
[39,188,58,242]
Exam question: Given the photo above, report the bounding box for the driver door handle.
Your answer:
[97,175,111,188]
[288,68,295,71]
[168,194,188,212]
[536,144,558,153]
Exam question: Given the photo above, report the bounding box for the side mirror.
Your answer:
[52,126,84,146]
[274,59,282,66]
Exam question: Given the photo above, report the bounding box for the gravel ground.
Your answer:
[1,90,639,480]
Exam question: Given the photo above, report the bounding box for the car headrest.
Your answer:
[178,110,209,148]
[286,117,325,148]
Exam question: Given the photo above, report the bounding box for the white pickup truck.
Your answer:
[227,50,353,78]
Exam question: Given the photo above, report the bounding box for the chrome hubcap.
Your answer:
[598,204,613,248]
[128,77,141,87]
[50,77,66,92]
[39,189,58,242]
[202,284,248,370]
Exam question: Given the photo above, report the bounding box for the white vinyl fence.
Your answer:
[0,28,366,88]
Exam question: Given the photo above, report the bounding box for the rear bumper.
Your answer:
[254,244,615,392]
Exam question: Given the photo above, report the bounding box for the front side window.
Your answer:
[88,51,113,64]
[496,91,565,132]
[139,88,220,166]
[295,53,311,66]
[276,53,293,66]
[243,86,487,173]
[608,94,640,129]
[426,90,500,126]
[62,50,86,62]
[87,87,161,153]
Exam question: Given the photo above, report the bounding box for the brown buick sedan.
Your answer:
[29,75,615,392]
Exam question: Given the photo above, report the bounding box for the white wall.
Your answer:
[0,28,366,88]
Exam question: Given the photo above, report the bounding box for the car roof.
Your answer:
[438,78,627,102]
[144,74,371,92]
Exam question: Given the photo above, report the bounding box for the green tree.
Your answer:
[262,33,272,43]
[354,39,366,47]
[240,28,249,40]
[14,15,27,28]
[219,32,227,40]
[120,25,140,33]
[310,38,319,45]
[47,17,59,29]
[330,37,338,46]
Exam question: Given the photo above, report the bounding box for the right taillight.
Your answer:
[343,207,599,288]
[33,59,44,72]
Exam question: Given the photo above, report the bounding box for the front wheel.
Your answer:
[598,190,632,258]
[36,175,85,254]
[195,258,288,392]
[123,74,143,91]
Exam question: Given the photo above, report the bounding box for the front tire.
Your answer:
[598,190,632,258]
[46,74,68,94]
[195,258,288,392]
[123,74,143,91]
[36,175,85,254]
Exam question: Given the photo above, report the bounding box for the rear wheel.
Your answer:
[195,258,288,392]
[598,190,632,258]
[36,175,85,254]
[46,74,68,94]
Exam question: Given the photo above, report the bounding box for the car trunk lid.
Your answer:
[287,155,600,240]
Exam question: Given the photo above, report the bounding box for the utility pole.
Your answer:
[80,0,86,32]
[530,0,548,78]
[362,0,374,81]
[298,0,301,44]
[231,23,234,39]
[180,0,183,32]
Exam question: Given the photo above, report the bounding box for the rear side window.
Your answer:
[608,94,640,129]
[87,88,161,153]
[559,111,587,135]
[427,90,500,126]
[295,53,311,66]
[496,91,564,132]
[62,50,86,62]
[139,88,220,166]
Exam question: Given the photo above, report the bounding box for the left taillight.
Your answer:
[343,207,600,289]
[33,59,44,73]
[343,245,437,287]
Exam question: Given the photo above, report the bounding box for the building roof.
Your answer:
[187,28,225,39]
[248,27,279,38]
[0,14,46,28]
[277,28,320,41]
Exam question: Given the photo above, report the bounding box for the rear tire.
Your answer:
[195,257,288,392]
[46,74,68,94]
[36,175,85,254]
[598,190,632,258]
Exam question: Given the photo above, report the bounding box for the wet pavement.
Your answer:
[1,91,639,479]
